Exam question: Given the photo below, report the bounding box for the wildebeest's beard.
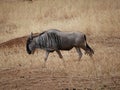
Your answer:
[26,38,32,54]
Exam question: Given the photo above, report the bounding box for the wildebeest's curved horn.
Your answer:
[30,32,33,39]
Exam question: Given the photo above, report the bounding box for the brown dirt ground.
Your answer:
[0,67,120,90]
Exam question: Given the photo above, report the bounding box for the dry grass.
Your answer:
[0,0,120,78]
[0,0,120,41]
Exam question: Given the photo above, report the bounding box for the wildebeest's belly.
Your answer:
[59,39,74,50]
[60,46,73,50]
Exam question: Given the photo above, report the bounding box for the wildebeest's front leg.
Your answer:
[56,50,63,59]
[75,47,83,60]
[43,51,49,68]
[45,51,50,61]
[56,50,66,66]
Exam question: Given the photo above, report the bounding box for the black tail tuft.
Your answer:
[84,35,86,41]
[86,43,94,57]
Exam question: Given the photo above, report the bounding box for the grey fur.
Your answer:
[26,29,94,63]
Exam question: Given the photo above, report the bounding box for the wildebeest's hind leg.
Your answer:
[75,47,83,60]
[81,43,94,57]
[56,50,63,59]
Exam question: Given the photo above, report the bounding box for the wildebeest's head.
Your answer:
[26,32,36,54]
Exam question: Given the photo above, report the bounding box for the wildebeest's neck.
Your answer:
[34,32,61,51]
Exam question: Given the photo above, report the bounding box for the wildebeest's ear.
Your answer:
[30,32,33,40]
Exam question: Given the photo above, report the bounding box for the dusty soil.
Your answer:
[0,67,120,90]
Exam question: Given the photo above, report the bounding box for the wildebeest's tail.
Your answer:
[84,35,94,57]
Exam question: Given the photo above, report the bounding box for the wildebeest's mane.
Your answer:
[39,31,46,36]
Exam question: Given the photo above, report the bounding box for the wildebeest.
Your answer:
[26,29,94,64]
